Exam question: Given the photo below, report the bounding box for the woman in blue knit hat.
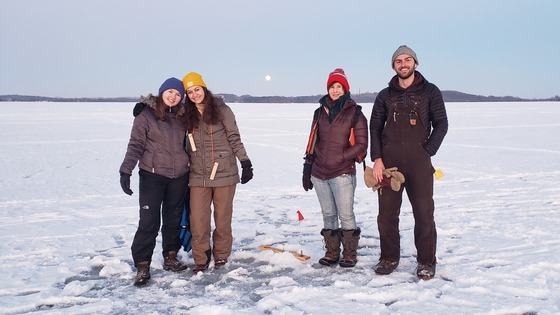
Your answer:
[119,77,190,286]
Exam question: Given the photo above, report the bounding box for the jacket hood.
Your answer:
[140,94,158,109]
[140,94,186,116]
[214,95,226,107]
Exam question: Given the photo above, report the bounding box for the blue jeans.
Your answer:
[311,174,357,230]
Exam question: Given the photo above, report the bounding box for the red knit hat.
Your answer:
[326,68,350,93]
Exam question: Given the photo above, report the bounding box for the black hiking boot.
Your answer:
[133,261,151,286]
[374,259,399,275]
[416,263,436,280]
[163,251,188,272]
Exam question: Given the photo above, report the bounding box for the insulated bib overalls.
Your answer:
[377,91,437,265]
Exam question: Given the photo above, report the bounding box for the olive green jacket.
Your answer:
[187,99,249,187]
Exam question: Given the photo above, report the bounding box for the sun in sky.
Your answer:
[265,75,271,81]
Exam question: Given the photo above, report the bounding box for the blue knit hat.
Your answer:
[158,77,185,101]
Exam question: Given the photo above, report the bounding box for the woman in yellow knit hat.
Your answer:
[180,72,253,273]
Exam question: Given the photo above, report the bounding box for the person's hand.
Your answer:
[373,158,385,183]
[302,163,313,191]
[240,160,253,184]
[120,172,133,195]
[133,102,147,117]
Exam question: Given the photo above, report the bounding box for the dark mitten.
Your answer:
[302,163,313,191]
[133,102,147,117]
[240,160,253,184]
[120,172,133,195]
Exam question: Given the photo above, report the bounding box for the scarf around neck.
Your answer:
[319,92,351,123]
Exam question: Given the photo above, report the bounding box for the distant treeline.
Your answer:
[1,91,559,103]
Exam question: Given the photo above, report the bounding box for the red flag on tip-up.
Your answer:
[297,210,304,221]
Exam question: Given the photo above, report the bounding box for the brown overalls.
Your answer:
[377,91,437,265]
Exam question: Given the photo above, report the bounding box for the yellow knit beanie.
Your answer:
[182,72,207,90]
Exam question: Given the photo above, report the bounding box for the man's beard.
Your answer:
[397,67,414,80]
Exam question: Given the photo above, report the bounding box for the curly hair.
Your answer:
[182,87,223,131]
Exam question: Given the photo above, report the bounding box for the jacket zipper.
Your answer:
[199,119,208,187]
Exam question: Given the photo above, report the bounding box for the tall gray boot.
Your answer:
[339,228,361,268]
[319,229,341,266]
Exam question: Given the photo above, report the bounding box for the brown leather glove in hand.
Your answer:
[365,167,405,192]
[379,167,405,191]
[364,165,376,188]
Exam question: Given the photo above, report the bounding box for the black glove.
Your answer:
[302,163,313,191]
[133,102,147,117]
[120,172,133,195]
[240,160,253,184]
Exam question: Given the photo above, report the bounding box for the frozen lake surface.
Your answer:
[1,101,559,314]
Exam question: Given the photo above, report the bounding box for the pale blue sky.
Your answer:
[1,0,558,99]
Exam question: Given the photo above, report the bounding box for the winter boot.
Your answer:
[374,259,399,275]
[214,258,228,269]
[163,251,188,272]
[133,261,151,286]
[193,249,212,274]
[339,228,361,268]
[319,229,341,266]
[416,262,436,280]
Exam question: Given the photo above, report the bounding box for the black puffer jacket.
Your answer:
[370,71,448,160]
[119,95,189,179]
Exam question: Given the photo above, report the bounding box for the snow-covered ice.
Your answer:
[0,101,559,314]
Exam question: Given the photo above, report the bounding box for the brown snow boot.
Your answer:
[319,229,341,266]
[339,228,361,268]
[163,251,188,272]
[133,261,151,286]
[193,249,212,274]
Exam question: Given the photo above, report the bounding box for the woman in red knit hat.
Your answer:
[303,68,368,268]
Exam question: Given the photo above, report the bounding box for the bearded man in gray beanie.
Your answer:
[369,45,448,280]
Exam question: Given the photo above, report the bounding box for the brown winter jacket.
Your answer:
[305,96,368,180]
[369,71,448,160]
[187,98,250,187]
[119,95,189,178]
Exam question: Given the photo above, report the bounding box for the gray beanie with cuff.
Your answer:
[391,45,418,68]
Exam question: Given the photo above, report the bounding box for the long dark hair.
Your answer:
[153,97,168,121]
[182,87,222,131]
